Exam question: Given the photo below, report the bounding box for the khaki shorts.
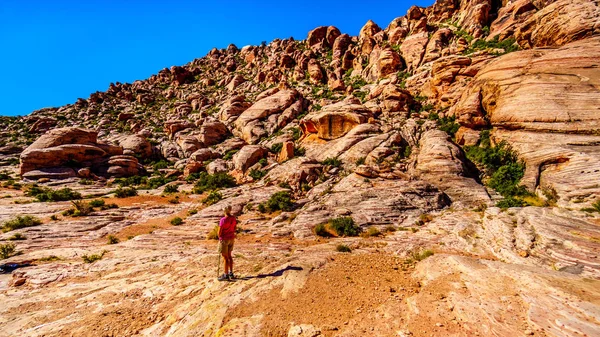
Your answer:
[218,239,234,255]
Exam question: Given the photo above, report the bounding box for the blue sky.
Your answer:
[0,0,432,116]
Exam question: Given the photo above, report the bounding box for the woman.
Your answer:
[217,205,237,281]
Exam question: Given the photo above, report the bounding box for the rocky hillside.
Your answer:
[1,0,600,336]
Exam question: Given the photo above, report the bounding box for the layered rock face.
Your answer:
[20,128,144,179]
[451,37,600,204]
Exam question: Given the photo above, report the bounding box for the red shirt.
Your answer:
[218,216,236,240]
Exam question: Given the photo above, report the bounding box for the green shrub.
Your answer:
[249,169,266,180]
[223,149,238,160]
[355,157,366,166]
[295,146,306,156]
[2,215,42,232]
[50,214,59,221]
[144,175,176,189]
[7,233,26,241]
[314,223,332,237]
[188,209,198,215]
[170,217,183,226]
[114,175,148,187]
[406,249,434,264]
[465,140,528,202]
[115,187,138,198]
[488,162,527,197]
[270,143,283,154]
[163,184,179,194]
[336,244,352,253]
[257,203,267,213]
[207,225,219,240]
[262,191,293,212]
[79,179,94,185]
[322,157,342,167]
[496,197,526,209]
[362,226,381,237]
[193,172,236,194]
[26,186,82,202]
[89,199,105,208]
[82,250,107,263]
[107,235,119,244]
[0,243,16,259]
[152,160,170,171]
[202,191,222,205]
[437,116,461,137]
[328,217,361,237]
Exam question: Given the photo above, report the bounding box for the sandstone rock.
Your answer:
[276,141,294,163]
[206,159,230,174]
[364,48,402,81]
[455,127,481,146]
[234,90,302,144]
[307,59,325,84]
[22,167,77,180]
[199,120,230,146]
[265,157,323,192]
[175,135,201,158]
[24,127,97,151]
[400,32,429,71]
[183,161,203,177]
[28,117,57,134]
[190,148,221,162]
[301,99,372,141]
[452,37,600,133]
[227,74,246,92]
[455,0,492,38]
[218,95,251,125]
[415,129,490,208]
[515,0,600,49]
[119,135,152,159]
[233,145,268,172]
[359,20,382,42]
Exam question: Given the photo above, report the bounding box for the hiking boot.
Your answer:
[217,273,229,281]
[228,272,235,279]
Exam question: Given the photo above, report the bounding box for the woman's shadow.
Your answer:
[235,265,303,281]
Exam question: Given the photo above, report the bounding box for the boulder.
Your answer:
[233,145,268,172]
[415,130,490,208]
[277,141,295,163]
[300,99,372,140]
[234,90,302,144]
[400,32,429,71]
[217,95,251,125]
[190,148,221,162]
[119,135,152,159]
[199,120,230,146]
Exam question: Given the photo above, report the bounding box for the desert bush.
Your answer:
[405,249,434,264]
[362,226,381,237]
[270,142,283,154]
[260,191,293,213]
[355,157,366,166]
[496,197,526,209]
[202,191,222,206]
[107,235,119,244]
[0,243,16,259]
[328,217,361,237]
[314,223,332,237]
[88,199,105,208]
[322,157,342,167]
[336,244,352,253]
[170,217,183,226]
[82,250,107,263]
[2,215,42,232]
[26,186,82,202]
[7,233,26,241]
[188,208,198,215]
[249,169,266,180]
[193,172,236,194]
[163,184,179,194]
[115,187,138,198]
[207,225,219,240]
